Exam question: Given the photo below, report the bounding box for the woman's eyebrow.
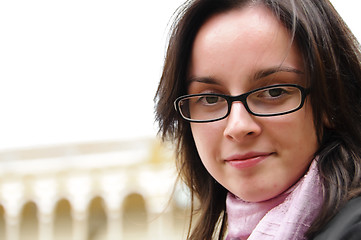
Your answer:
[187,67,303,85]
[187,76,222,85]
[253,66,304,80]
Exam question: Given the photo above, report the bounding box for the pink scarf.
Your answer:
[226,160,323,240]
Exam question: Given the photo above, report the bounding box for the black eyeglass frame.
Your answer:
[174,84,310,123]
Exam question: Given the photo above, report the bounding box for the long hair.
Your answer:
[154,0,361,239]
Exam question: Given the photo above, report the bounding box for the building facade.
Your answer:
[0,138,189,240]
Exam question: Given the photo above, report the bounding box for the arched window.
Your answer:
[20,201,38,240]
[54,199,72,240]
[122,193,148,239]
[88,196,107,240]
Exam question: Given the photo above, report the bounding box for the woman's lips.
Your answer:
[225,152,272,169]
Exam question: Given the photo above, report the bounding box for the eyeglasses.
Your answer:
[174,84,310,123]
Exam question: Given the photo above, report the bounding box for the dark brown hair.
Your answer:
[155,0,361,239]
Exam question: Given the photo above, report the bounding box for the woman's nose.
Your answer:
[223,102,262,142]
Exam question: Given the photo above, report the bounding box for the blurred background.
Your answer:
[0,0,359,239]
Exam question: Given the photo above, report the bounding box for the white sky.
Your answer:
[0,0,360,151]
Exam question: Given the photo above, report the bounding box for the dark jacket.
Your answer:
[313,196,361,240]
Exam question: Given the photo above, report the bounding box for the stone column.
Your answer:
[1,181,24,240]
[140,167,176,240]
[34,178,57,240]
[37,213,53,240]
[72,211,88,240]
[67,174,92,240]
[5,215,20,240]
[106,210,122,240]
[101,173,126,240]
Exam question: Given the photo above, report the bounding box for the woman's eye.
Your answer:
[267,88,285,97]
[198,96,220,105]
[256,87,289,98]
[205,96,219,104]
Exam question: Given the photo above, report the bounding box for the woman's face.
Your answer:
[188,5,319,202]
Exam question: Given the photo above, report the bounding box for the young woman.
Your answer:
[155,0,361,239]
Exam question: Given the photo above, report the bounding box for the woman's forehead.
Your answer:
[189,5,304,85]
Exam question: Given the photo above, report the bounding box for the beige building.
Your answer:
[0,138,189,240]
